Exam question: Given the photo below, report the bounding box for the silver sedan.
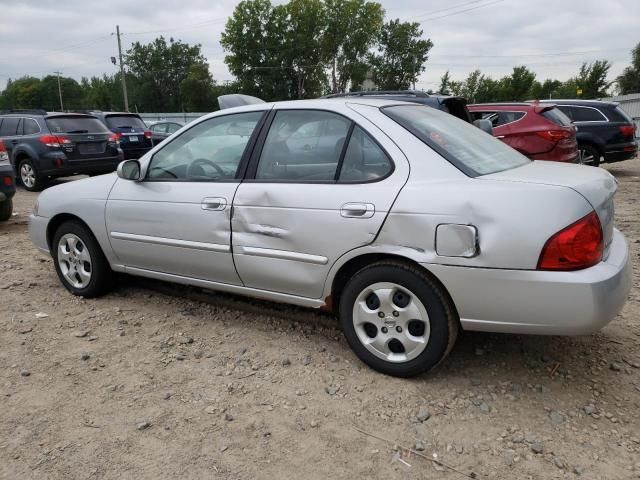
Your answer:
[29,98,631,377]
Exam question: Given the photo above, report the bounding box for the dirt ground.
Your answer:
[1,158,639,480]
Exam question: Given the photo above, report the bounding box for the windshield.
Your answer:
[105,115,146,130]
[46,116,109,134]
[541,107,572,126]
[382,105,530,176]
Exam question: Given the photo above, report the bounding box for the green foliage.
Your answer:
[617,43,640,94]
[368,19,433,90]
[574,60,611,99]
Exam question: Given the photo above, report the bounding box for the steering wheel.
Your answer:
[186,158,225,178]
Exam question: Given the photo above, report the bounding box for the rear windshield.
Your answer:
[612,106,633,123]
[46,116,110,134]
[382,105,530,177]
[105,115,146,129]
[541,107,572,126]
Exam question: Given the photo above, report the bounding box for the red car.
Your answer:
[468,103,578,163]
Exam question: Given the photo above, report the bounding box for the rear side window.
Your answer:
[611,106,633,123]
[105,115,146,130]
[0,117,20,136]
[255,110,351,181]
[568,106,607,122]
[46,116,110,134]
[497,111,525,125]
[339,126,392,182]
[23,118,40,135]
[541,108,571,126]
[383,105,530,177]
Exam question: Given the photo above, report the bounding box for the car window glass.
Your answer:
[541,108,572,126]
[569,106,606,122]
[339,126,392,182]
[556,105,573,119]
[105,115,147,130]
[150,124,164,132]
[23,118,40,135]
[497,111,525,125]
[147,111,262,181]
[16,118,23,135]
[383,105,530,177]
[167,123,181,133]
[46,116,110,133]
[0,117,20,136]
[255,110,351,181]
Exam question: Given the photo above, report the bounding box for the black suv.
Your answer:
[0,110,123,191]
[540,100,637,166]
[87,111,153,159]
[0,140,16,220]
[324,90,474,123]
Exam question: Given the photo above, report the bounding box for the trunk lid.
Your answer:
[45,115,117,160]
[482,161,616,255]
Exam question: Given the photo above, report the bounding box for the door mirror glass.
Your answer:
[473,119,494,135]
[117,159,141,181]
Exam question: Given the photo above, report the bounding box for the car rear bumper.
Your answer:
[29,213,50,255]
[425,228,631,335]
[604,141,637,163]
[38,155,123,177]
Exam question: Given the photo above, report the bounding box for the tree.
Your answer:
[501,66,536,101]
[617,43,640,94]
[126,36,210,111]
[0,77,42,109]
[530,79,562,100]
[180,64,216,111]
[439,70,455,94]
[369,19,433,90]
[575,60,611,98]
[322,0,383,93]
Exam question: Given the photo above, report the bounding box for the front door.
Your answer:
[231,108,409,299]
[106,111,265,285]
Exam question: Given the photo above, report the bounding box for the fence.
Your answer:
[138,112,209,126]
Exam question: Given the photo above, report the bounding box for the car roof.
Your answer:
[542,99,618,107]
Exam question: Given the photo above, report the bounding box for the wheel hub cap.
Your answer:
[21,164,35,188]
[57,233,92,289]
[352,282,430,363]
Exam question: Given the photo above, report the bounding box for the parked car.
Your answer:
[323,90,494,133]
[30,97,631,377]
[89,111,153,160]
[0,140,16,220]
[468,103,578,163]
[0,110,123,191]
[148,121,183,144]
[539,100,638,166]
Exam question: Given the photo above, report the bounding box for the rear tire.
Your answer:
[52,220,114,298]
[338,260,459,377]
[18,158,46,191]
[0,198,12,221]
[577,144,601,167]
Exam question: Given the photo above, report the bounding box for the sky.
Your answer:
[1,0,639,93]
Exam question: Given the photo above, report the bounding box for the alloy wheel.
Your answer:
[20,163,36,188]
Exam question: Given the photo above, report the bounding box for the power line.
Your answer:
[123,18,226,36]
[418,0,505,23]
[411,0,491,22]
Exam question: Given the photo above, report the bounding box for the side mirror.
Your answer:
[473,119,494,136]
[117,159,141,181]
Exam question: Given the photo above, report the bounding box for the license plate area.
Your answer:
[78,143,106,155]
[128,135,139,142]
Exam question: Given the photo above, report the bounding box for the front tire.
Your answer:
[0,198,12,221]
[18,158,46,191]
[577,144,601,167]
[52,221,114,298]
[338,261,459,377]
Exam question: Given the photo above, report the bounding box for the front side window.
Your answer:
[383,105,530,177]
[147,111,263,181]
[167,123,181,134]
[0,117,21,136]
[255,110,351,181]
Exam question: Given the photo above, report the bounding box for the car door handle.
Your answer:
[201,197,227,211]
[341,202,375,218]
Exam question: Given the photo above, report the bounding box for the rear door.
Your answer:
[231,107,409,299]
[0,117,22,163]
[45,115,116,160]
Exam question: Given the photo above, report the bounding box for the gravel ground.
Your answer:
[1,158,639,480]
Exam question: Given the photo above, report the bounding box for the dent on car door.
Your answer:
[231,109,409,299]
[105,111,265,284]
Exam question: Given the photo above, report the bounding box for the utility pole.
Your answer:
[116,25,129,112]
[53,71,64,110]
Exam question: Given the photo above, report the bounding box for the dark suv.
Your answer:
[88,111,153,159]
[0,110,123,191]
[540,100,637,166]
[0,140,16,220]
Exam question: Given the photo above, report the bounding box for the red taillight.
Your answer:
[143,131,152,139]
[39,135,71,147]
[2,176,12,186]
[0,140,8,162]
[619,124,636,137]
[537,211,603,271]
[108,133,121,143]
[535,130,572,142]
